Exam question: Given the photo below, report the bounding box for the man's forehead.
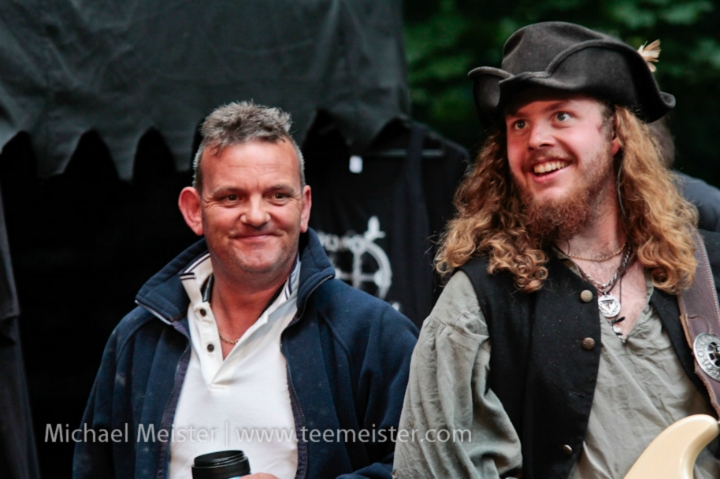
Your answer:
[504,88,599,116]
[205,137,293,157]
[201,139,301,180]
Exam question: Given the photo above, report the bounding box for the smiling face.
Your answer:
[179,139,311,286]
[504,89,621,238]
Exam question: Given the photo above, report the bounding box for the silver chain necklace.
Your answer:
[577,247,633,320]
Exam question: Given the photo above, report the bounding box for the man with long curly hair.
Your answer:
[394,22,720,478]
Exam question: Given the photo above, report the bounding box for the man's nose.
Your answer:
[527,122,555,150]
[240,198,269,227]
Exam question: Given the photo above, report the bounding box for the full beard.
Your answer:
[518,154,616,242]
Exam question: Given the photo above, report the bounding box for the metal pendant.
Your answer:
[598,293,621,318]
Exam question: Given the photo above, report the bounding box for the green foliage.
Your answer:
[404,0,720,183]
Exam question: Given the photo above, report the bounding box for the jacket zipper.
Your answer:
[136,270,333,479]
[156,343,190,479]
[293,274,333,323]
[282,273,332,479]
[284,356,308,479]
[135,298,190,479]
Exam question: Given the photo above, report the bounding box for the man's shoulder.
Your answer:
[313,277,410,319]
[458,255,491,280]
[457,255,520,303]
[107,305,170,355]
[700,229,720,252]
[311,278,418,338]
[304,279,418,376]
[700,230,720,278]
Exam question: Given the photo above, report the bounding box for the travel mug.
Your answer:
[191,450,251,479]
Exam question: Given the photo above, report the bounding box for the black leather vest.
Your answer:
[459,233,720,479]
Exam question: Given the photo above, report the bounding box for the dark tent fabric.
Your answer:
[0,190,19,322]
[0,2,411,476]
[304,118,469,325]
[0,0,410,179]
[0,131,199,479]
[0,180,39,479]
[0,317,40,479]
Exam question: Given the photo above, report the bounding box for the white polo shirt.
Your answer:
[168,253,299,479]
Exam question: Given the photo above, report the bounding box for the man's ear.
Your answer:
[178,187,204,236]
[610,114,621,156]
[300,185,312,233]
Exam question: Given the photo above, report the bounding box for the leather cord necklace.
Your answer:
[576,247,634,340]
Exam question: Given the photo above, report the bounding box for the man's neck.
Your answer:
[557,192,625,257]
[555,194,649,340]
[560,223,624,258]
[209,263,295,342]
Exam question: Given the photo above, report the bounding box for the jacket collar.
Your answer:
[135,228,335,323]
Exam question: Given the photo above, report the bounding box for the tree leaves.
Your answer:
[404,0,720,183]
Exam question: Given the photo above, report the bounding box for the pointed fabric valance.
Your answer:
[0,0,410,179]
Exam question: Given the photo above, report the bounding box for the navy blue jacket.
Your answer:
[73,229,418,479]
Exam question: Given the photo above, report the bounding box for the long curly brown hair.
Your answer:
[436,106,698,294]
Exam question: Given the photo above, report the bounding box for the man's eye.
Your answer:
[226,194,238,201]
[274,193,288,200]
[556,112,570,122]
[513,120,526,130]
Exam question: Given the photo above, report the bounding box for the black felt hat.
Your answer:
[468,22,675,127]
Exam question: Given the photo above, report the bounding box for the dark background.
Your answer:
[404,0,720,181]
[0,2,411,476]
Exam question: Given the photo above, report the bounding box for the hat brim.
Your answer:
[468,67,512,127]
[469,42,675,127]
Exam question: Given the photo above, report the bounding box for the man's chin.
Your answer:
[236,259,281,275]
[524,195,591,241]
[233,251,296,278]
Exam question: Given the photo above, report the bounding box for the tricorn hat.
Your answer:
[468,22,675,127]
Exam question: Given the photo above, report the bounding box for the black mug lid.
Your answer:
[192,450,251,479]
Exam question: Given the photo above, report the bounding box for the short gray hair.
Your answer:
[192,101,305,190]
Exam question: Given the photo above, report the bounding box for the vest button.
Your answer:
[582,338,596,350]
[580,290,593,303]
[198,308,207,317]
[562,444,573,456]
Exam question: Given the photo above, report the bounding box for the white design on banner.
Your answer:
[317,216,393,300]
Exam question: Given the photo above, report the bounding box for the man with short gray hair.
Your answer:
[192,102,306,190]
[74,101,418,479]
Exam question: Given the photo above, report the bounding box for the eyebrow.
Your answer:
[266,184,298,193]
[204,186,240,198]
[208,183,298,197]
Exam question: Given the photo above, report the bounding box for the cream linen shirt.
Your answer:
[395,261,720,478]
